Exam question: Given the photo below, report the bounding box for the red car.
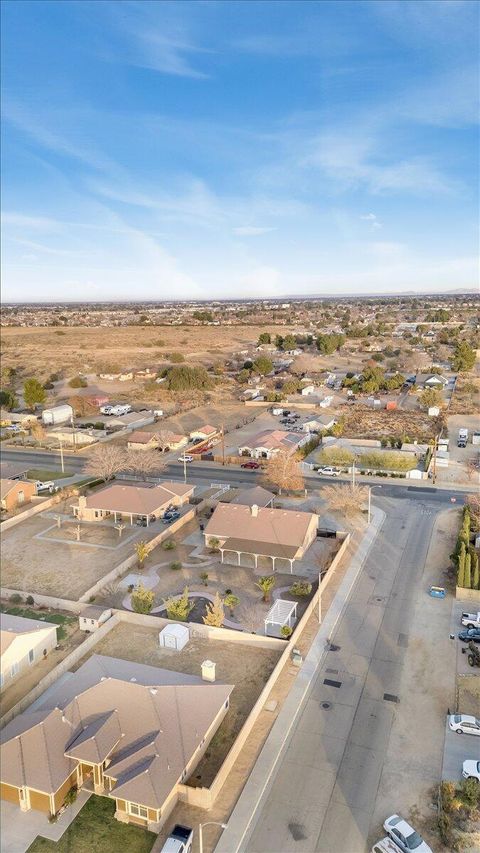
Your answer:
[241,461,261,469]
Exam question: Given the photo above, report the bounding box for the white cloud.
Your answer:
[360,213,382,230]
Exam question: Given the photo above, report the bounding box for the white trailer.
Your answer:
[42,404,73,426]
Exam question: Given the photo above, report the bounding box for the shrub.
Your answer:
[127,584,134,593]
[26,595,35,606]
[281,625,293,639]
[290,581,312,597]
[162,540,176,551]
[200,572,209,586]
[460,776,480,807]
[169,352,185,363]
[170,561,182,571]
[9,593,22,604]
[93,422,105,430]
[131,584,155,614]
[440,781,457,813]
[163,587,194,621]
[68,375,87,388]
[63,786,78,807]
[208,537,220,553]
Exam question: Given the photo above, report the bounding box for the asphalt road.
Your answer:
[243,496,442,853]
[0,448,472,504]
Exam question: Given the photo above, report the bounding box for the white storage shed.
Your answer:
[159,623,189,651]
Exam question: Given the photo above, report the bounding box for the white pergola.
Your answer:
[264,599,298,637]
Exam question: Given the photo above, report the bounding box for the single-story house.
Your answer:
[47,427,98,446]
[127,431,187,451]
[0,461,29,481]
[1,614,58,690]
[98,370,134,382]
[238,429,310,460]
[72,481,194,525]
[79,606,112,633]
[0,655,233,829]
[300,385,316,396]
[204,503,318,571]
[0,479,36,512]
[415,373,449,388]
[189,424,218,441]
[231,485,275,508]
[302,416,336,433]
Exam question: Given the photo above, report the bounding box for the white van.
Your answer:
[372,839,403,853]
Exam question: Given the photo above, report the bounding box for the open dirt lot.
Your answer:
[342,404,443,442]
[1,506,155,599]
[75,622,281,785]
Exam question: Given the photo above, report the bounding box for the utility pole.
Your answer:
[351,457,356,487]
[59,438,65,473]
[367,486,371,524]
[183,455,187,484]
[221,423,225,466]
[432,433,438,485]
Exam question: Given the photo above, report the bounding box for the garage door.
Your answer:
[0,782,21,805]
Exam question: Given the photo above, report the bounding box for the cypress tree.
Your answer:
[457,543,466,588]
[464,552,472,589]
[472,552,480,591]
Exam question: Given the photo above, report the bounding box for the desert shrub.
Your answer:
[170,561,182,570]
[162,539,176,550]
[460,777,480,807]
[281,625,293,638]
[9,593,22,604]
[290,581,312,597]
[200,572,209,586]
[26,595,35,606]
[68,375,87,388]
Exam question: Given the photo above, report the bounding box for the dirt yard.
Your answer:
[342,404,443,442]
[76,622,281,784]
[457,675,480,717]
[1,505,156,599]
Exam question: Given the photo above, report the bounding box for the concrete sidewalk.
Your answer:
[215,506,385,853]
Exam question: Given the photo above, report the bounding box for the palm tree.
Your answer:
[224,593,240,617]
[255,575,276,603]
[134,540,149,570]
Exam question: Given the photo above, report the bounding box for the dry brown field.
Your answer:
[342,404,443,441]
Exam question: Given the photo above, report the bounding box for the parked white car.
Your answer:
[462,760,480,781]
[448,714,480,736]
[371,838,404,853]
[178,454,194,463]
[318,466,340,477]
[383,815,432,853]
[461,611,480,629]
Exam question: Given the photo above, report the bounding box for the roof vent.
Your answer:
[251,504,259,517]
[100,676,107,681]
[149,688,158,695]
[130,677,137,682]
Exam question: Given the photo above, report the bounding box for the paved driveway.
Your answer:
[1,791,91,853]
[442,722,480,783]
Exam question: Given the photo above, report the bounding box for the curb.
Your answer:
[214,506,386,853]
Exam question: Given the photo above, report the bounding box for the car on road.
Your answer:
[178,454,194,463]
[448,714,480,736]
[318,466,340,477]
[458,628,480,644]
[383,815,432,853]
[241,461,261,469]
[462,760,480,781]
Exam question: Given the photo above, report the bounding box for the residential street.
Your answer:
[218,496,456,853]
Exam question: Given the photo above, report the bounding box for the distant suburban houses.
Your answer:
[238,429,310,460]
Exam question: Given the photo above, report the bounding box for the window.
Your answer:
[128,802,149,819]
[11,662,19,677]
[90,619,95,625]
[28,649,34,664]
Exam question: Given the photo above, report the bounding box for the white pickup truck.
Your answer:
[461,611,480,629]
[100,404,132,416]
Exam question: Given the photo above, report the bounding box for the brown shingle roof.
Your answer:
[1,655,232,811]
[0,614,58,655]
[239,429,303,453]
[231,486,275,508]
[205,504,317,554]
[79,481,193,515]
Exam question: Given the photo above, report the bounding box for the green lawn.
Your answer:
[27,796,156,853]
[0,607,76,641]
[27,468,72,480]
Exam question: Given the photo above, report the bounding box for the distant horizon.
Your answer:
[1,0,478,301]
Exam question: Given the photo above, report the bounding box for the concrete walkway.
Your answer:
[215,506,385,853]
[1,790,91,853]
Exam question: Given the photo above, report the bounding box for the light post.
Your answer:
[367,486,371,524]
[59,437,65,473]
[318,568,328,623]
[183,454,187,484]
[199,822,227,853]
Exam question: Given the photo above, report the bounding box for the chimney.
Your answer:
[201,660,216,682]
[251,504,259,518]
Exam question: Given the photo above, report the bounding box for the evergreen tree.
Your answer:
[203,592,225,627]
[472,552,479,591]
[457,543,466,587]
[464,552,472,589]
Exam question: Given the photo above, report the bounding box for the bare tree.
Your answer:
[466,458,479,482]
[154,429,178,452]
[263,450,304,494]
[237,601,268,634]
[466,493,480,530]
[125,448,165,480]
[322,483,369,518]
[26,419,46,444]
[68,396,97,417]
[85,444,127,481]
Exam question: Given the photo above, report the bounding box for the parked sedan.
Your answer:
[162,511,180,524]
[383,815,432,853]
[462,760,480,781]
[448,714,480,736]
[241,461,261,469]
[458,628,480,644]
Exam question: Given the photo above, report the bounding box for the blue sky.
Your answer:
[1,0,478,301]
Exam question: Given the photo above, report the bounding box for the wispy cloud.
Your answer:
[360,213,382,230]
[232,225,276,237]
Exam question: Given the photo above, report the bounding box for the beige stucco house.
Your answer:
[127,431,188,451]
[0,655,232,829]
[238,429,310,460]
[0,614,58,691]
[204,503,318,571]
[72,481,194,525]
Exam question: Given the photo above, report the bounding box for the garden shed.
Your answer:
[159,623,190,651]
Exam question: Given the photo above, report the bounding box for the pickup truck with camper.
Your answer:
[461,611,480,629]
[100,404,132,417]
[35,480,58,494]
[457,428,469,448]
[158,825,193,853]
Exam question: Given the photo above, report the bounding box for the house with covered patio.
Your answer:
[204,503,318,572]
[72,481,194,526]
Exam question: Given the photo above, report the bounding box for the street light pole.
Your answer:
[59,438,65,473]
[199,822,227,853]
[183,455,187,484]
[367,486,371,524]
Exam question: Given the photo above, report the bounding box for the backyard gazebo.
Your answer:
[264,599,298,637]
